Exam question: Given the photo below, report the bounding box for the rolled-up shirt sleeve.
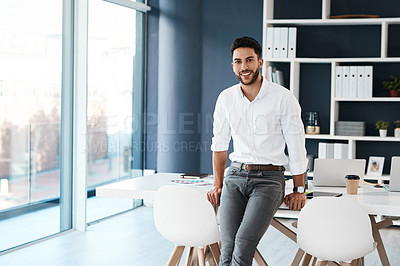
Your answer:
[280,94,308,175]
[211,92,231,152]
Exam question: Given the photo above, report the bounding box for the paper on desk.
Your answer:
[170,179,213,186]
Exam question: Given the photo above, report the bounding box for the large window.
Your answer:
[0,0,65,251]
[0,0,148,251]
[86,0,145,222]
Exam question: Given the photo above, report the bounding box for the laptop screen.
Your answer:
[313,159,366,187]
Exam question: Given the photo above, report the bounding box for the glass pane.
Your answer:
[0,0,64,251]
[87,0,144,222]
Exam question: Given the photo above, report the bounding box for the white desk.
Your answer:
[97,173,398,266]
[96,173,212,200]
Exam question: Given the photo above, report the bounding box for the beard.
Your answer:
[236,67,260,85]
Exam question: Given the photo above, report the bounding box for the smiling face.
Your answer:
[232,47,263,86]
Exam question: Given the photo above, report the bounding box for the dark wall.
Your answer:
[145,0,159,170]
[199,0,263,173]
[146,0,263,173]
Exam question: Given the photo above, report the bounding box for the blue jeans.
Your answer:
[219,166,286,266]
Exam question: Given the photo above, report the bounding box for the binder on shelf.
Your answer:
[357,66,365,98]
[334,143,348,159]
[273,27,281,58]
[342,66,350,98]
[318,142,327,159]
[364,66,373,98]
[272,70,278,84]
[280,27,288,58]
[288,27,297,58]
[276,70,284,86]
[266,27,274,58]
[318,143,334,159]
[326,143,334,159]
[349,66,358,98]
[335,66,343,98]
[267,66,274,82]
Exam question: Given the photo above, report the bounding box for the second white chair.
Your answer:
[154,185,221,266]
[297,197,376,266]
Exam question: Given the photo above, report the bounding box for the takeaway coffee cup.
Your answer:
[345,175,360,195]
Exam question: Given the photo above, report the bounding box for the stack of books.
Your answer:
[335,121,366,136]
[266,27,297,58]
[335,66,373,98]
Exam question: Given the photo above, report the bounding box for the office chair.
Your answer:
[154,185,221,266]
[296,197,376,266]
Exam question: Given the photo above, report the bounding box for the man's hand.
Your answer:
[284,192,306,211]
[207,186,222,206]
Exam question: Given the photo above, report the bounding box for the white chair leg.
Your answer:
[197,247,206,266]
[167,246,185,266]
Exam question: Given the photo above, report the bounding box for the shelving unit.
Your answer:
[262,0,400,171]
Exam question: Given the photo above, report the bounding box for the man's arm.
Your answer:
[284,173,306,211]
[207,151,227,206]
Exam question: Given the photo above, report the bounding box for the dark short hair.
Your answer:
[230,36,262,58]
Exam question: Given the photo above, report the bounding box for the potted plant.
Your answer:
[376,120,389,137]
[383,75,400,97]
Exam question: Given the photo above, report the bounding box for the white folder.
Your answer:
[318,143,327,159]
[334,143,349,159]
[349,66,358,98]
[326,143,335,159]
[357,66,365,98]
[266,27,274,58]
[272,69,278,83]
[276,70,284,86]
[267,66,274,82]
[335,66,343,98]
[342,66,350,98]
[273,27,281,58]
[364,66,373,98]
[288,27,297,58]
[280,27,288,58]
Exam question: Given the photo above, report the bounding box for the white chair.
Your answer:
[154,185,221,266]
[297,197,376,266]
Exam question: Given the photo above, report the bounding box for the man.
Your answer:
[207,37,308,266]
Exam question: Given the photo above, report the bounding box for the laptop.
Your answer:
[313,159,366,187]
[385,157,400,192]
[278,191,343,210]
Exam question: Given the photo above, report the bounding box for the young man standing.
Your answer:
[207,37,308,266]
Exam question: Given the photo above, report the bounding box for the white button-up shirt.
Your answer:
[211,78,308,175]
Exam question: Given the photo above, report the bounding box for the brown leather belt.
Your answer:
[231,162,285,172]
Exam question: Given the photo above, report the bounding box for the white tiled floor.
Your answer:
[0,206,399,265]
[0,197,136,252]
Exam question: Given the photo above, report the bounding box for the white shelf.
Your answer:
[264,0,400,171]
[265,57,400,63]
[334,97,400,102]
[305,134,400,142]
[305,134,350,140]
[266,17,400,26]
